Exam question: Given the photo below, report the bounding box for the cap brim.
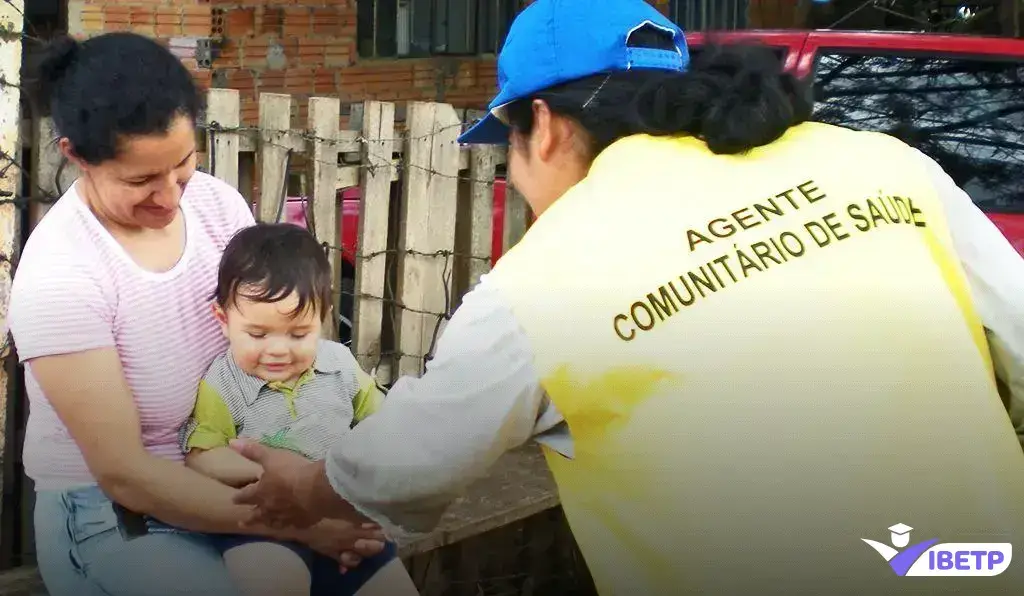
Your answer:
[457,112,510,145]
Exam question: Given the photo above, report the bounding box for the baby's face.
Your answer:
[216,290,322,384]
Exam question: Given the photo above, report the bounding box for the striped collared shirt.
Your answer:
[179,339,382,460]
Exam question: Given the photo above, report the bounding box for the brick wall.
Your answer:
[65,0,675,124]
[69,0,215,89]
[212,0,675,123]
[209,1,502,123]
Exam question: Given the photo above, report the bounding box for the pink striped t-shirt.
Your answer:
[6,172,255,490]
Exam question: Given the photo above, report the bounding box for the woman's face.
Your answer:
[64,114,198,230]
[507,100,591,217]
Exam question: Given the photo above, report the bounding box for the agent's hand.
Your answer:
[230,438,325,529]
[298,519,386,574]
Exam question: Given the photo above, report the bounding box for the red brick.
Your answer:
[217,41,242,67]
[260,71,287,93]
[226,69,257,93]
[241,103,259,126]
[105,6,129,23]
[313,69,337,94]
[324,43,350,67]
[242,35,296,68]
[130,7,155,28]
[155,8,180,24]
[182,5,211,36]
[298,39,325,66]
[285,68,315,92]
[346,69,414,84]
[311,7,341,35]
[283,8,311,37]
[82,5,104,31]
[155,8,181,36]
[192,70,213,90]
[260,7,284,36]
[174,0,496,114]
[226,8,256,37]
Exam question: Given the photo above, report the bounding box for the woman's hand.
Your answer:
[297,519,387,573]
[27,348,267,534]
[230,436,354,528]
[232,438,334,529]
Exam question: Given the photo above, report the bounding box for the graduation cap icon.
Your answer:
[888,523,913,548]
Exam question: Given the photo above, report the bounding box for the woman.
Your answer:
[6,32,414,596]
[231,0,1024,594]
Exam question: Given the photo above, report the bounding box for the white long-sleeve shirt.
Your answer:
[324,149,1024,536]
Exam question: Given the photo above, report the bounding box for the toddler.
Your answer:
[179,222,406,596]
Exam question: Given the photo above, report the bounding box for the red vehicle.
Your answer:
[288,30,1024,337]
[286,179,510,273]
[285,179,510,339]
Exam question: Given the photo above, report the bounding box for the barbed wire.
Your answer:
[3,12,563,591]
[0,9,511,375]
[201,119,503,187]
[200,118,508,374]
[0,115,510,376]
[320,243,473,376]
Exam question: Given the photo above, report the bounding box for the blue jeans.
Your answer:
[34,485,239,596]
[34,485,398,596]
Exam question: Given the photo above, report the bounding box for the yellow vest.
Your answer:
[486,122,1024,595]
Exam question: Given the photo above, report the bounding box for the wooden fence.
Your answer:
[0,88,570,584]
[0,7,588,592]
[26,89,531,387]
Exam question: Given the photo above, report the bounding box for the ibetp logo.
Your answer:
[862,523,1012,576]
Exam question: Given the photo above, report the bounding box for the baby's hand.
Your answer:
[225,473,261,489]
[300,519,386,573]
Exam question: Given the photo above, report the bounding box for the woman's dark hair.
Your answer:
[28,32,202,165]
[214,223,333,322]
[504,27,813,157]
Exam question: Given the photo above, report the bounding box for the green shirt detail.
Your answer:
[179,340,384,460]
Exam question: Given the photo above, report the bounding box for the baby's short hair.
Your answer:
[214,223,332,321]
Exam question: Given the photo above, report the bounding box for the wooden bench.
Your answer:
[0,445,595,596]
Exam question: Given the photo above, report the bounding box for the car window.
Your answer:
[811,51,1024,213]
[686,43,788,66]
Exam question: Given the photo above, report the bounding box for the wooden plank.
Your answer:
[394,103,436,378]
[307,97,341,341]
[352,101,395,372]
[28,118,76,232]
[337,130,360,154]
[243,135,501,168]
[502,184,529,253]
[336,159,399,189]
[256,93,291,223]
[0,0,23,572]
[467,146,500,290]
[394,102,461,377]
[238,130,256,153]
[398,445,558,556]
[205,89,240,189]
[237,153,255,205]
[243,136,492,168]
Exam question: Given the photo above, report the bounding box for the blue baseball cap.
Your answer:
[457,0,689,145]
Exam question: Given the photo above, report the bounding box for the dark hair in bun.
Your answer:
[27,32,202,165]
[503,26,812,159]
[31,35,80,117]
